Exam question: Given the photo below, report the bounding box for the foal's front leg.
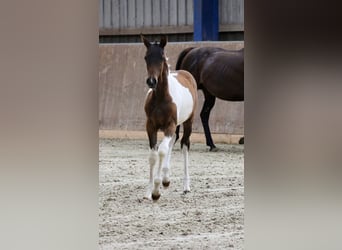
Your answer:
[144,148,158,200]
[161,134,176,187]
[144,127,157,200]
[151,135,173,200]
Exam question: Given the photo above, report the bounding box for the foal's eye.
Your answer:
[144,56,147,60]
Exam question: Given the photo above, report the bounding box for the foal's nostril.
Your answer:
[146,77,157,88]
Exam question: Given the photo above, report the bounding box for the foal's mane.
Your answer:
[149,41,171,73]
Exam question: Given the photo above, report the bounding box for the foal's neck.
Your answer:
[155,60,171,101]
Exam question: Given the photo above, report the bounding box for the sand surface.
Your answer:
[99,138,244,249]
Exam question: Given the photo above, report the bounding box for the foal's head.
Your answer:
[141,35,168,89]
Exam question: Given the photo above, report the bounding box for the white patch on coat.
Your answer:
[168,72,194,125]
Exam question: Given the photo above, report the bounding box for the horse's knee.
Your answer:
[149,150,158,165]
[200,106,209,116]
[159,136,173,158]
[200,107,210,122]
[200,95,215,120]
[158,142,168,159]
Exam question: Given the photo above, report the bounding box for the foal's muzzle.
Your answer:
[146,77,157,89]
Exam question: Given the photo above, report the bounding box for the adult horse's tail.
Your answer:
[175,47,195,70]
[175,47,195,143]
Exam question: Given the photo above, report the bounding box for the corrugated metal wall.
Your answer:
[100,0,194,29]
[99,0,244,42]
[219,0,244,27]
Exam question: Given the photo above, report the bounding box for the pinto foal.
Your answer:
[141,35,198,200]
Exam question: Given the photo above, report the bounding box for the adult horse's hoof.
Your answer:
[162,180,170,187]
[239,137,244,144]
[209,146,219,152]
[151,193,161,201]
[183,190,190,194]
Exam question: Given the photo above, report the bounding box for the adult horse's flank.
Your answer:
[141,35,198,200]
[175,47,244,151]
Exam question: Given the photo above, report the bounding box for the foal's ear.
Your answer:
[141,34,150,48]
[159,35,167,48]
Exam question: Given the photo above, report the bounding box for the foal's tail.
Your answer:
[175,47,195,70]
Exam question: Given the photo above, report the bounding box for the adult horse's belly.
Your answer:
[205,76,244,101]
[202,54,244,101]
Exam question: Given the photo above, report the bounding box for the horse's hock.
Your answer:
[99,42,244,139]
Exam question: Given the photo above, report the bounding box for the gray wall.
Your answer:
[99,0,244,42]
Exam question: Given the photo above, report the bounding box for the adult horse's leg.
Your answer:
[200,89,217,151]
[175,125,180,143]
[144,123,158,200]
[162,134,177,187]
[180,120,193,194]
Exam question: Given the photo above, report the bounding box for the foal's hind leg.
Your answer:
[181,120,193,194]
[200,89,217,151]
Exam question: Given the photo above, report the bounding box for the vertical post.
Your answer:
[193,0,219,41]
[193,0,203,41]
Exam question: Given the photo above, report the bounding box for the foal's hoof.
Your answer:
[162,180,170,187]
[183,190,190,195]
[151,193,161,201]
[239,137,244,144]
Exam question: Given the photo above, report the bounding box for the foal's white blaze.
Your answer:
[168,72,194,125]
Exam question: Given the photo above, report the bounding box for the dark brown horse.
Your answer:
[175,47,244,151]
[141,35,198,200]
